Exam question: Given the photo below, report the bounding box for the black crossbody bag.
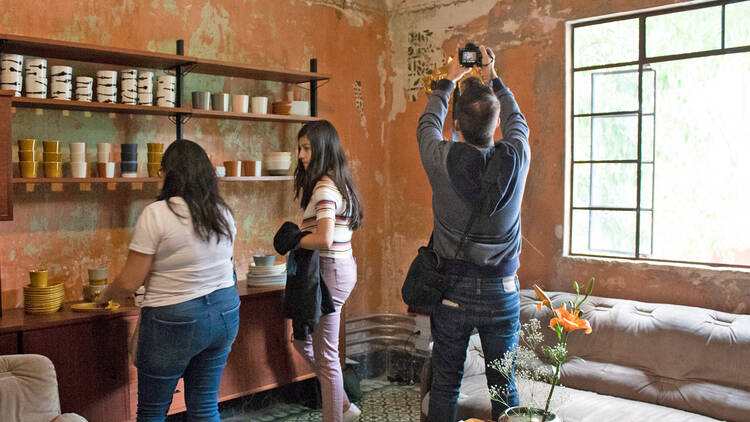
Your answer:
[401,152,496,313]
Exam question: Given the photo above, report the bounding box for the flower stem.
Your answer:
[544,362,561,414]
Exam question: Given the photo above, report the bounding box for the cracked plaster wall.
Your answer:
[382,0,750,314]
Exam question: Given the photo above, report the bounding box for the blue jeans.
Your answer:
[428,275,520,422]
[136,286,241,422]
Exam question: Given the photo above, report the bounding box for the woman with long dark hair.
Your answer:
[293,120,363,422]
[96,139,239,422]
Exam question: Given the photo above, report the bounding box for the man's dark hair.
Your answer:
[454,77,500,146]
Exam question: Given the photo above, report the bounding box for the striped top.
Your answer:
[300,181,353,258]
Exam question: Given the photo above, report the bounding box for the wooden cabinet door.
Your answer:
[23,317,132,422]
[0,332,18,354]
[219,292,314,399]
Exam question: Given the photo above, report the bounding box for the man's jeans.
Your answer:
[428,275,520,422]
[136,286,241,422]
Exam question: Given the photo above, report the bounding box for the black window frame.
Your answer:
[568,0,750,268]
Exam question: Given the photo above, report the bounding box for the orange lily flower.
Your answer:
[550,306,592,334]
[533,284,552,311]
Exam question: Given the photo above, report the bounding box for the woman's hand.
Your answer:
[95,251,153,305]
[298,217,335,250]
[446,57,471,84]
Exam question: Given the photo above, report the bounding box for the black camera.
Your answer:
[458,43,482,67]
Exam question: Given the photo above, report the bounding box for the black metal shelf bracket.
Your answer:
[310,58,318,117]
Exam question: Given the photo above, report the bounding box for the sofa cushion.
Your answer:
[0,354,62,422]
[423,376,722,422]
[520,290,750,421]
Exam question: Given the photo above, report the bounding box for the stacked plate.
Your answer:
[246,262,287,287]
[263,152,292,176]
[24,283,64,314]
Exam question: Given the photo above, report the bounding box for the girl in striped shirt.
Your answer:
[293,120,364,422]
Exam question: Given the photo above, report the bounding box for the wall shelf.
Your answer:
[190,58,330,83]
[12,176,293,183]
[187,109,318,123]
[11,97,187,116]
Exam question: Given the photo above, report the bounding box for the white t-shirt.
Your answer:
[130,197,236,307]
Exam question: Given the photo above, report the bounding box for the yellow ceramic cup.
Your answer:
[147,163,161,177]
[20,161,38,178]
[43,152,62,162]
[18,150,36,161]
[43,140,62,153]
[29,269,49,288]
[44,162,63,178]
[147,152,163,163]
[18,138,36,150]
[147,142,164,153]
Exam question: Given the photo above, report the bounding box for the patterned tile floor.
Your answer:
[222,379,421,422]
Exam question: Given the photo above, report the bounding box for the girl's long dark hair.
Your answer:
[294,120,363,230]
[157,139,234,243]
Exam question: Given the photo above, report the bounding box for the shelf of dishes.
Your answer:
[9,96,320,122]
[0,33,330,83]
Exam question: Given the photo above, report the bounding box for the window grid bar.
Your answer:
[635,16,645,259]
[722,4,726,49]
[568,23,576,256]
[570,0,745,30]
[567,252,750,270]
[573,159,645,164]
[573,45,750,73]
[574,111,638,118]
[573,207,653,212]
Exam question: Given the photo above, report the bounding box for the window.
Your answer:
[568,0,750,267]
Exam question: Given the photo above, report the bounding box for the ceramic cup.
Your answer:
[120,69,138,105]
[249,160,262,177]
[147,152,163,163]
[18,150,36,161]
[96,70,118,103]
[97,151,110,162]
[137,71,154,105]
[232,94,249,113]
[101,162,115,178]
[211,93,230,112]
[192,91,211,110]
[75,76,93,102]
[251,96,268,114]
[44,162,63,178]
[147,142,164,153]
[20,161,37,178]
[88,268,108,281]
[43,152,62,162]
[1,54,24,96]
[224,160,241,177]
[29,269,48,288]
[69,152,85,163]
[18,138,36,150]
[50,65,73,100]
[71,161,87,178]
[147,163,161,178]
[24,57,47,98]
[215,166,226,177]
[70,142,86,154]
[97,142,112,153]
[43,140,61,153]
[156,75,176,107]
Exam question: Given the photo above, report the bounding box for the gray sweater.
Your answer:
[416,78,530,273]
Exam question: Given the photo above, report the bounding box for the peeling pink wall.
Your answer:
[0,0,392,318]
[383,0,750,315]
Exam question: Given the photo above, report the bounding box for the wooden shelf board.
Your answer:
[188,109,320,123]
[13,177,159,183]
[0,33,192,69]
[13,176,293,183]
[11,97,189,116]
[219,176,293,181]
[191,58,330,83]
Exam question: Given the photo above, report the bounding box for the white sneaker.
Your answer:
[343,403,361,422]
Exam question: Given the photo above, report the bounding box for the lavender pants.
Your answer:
[293,255,357,422]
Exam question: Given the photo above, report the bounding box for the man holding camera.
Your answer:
[417,44,530,421]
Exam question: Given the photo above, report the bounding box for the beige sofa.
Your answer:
[0,354,87,422]
[420,290,750,422]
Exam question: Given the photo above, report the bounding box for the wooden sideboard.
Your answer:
[0,284,320,422]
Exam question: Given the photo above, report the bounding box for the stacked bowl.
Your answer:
[69,142,87,178]
[24,269,64,314]
[246,261,287,287]
[96,142,115,178]
[17,138,38,178]
[147,142,164,177]
[263,152,293,176]
[121,143,138,178]
[43,140,62,178]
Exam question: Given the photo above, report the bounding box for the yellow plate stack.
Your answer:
[24,283,64,314]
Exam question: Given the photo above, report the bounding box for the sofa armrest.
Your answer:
[51,414,88,422]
